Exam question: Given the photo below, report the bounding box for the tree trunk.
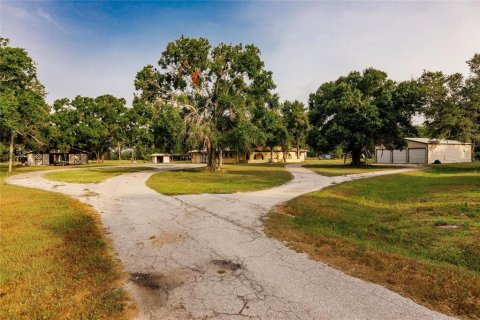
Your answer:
[352,148,362,166]
[236,149,239,163]
[118,142,122,160]
[208,147,217,172]
[218,149,223,168]
[131,146,135,163]
[95,150,101,162]
[270,148,273,163]
[296,142,300,159]
[8,132,14,174]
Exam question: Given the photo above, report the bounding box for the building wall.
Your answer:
[222,151,247,164]
[191,153,207,164]
[191,150,307,164]
[247,151,305,163]
[68,153,87,165]
[26,154,49,166]
[375,141,472,164]
[406,141,426,148]
[428,144,472,163]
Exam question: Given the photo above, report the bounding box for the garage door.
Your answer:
[376,149,391,163]
[408,148,426,164]
[392,150,407,164]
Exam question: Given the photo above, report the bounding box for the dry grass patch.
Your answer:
[265,163,480,319]
[0,168,134,319]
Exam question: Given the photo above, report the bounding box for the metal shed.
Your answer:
[375,138,472,164]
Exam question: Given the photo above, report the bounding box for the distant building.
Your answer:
[151,153,170,164]
[190,147,308,164]
[375,138,472,164]
[25,149,89,166]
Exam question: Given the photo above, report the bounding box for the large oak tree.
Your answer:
[0,38,49,173]
[51,95,127,161]
[134,36,276,171]
[308,68,422,165]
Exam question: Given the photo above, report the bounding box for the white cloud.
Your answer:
[253,2,480,104]
[1,1,479,109]
[37,8,65,32]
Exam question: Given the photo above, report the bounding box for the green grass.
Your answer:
[265,162,480,318]
[0,165,134,319]
[146,163,292,195]
[44,166,153,183]
[303,159,405,176]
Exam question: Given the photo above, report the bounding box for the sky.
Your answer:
[1,0,480,106]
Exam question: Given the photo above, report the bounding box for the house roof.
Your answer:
[151,153,170,156]
[405,138,471,145]
[25,148,89,154]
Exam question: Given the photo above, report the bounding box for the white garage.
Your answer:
[376,149,391,163]
[392,149,407,163]
[375,138,472,164]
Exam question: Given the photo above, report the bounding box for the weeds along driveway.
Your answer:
[6,164,453,320]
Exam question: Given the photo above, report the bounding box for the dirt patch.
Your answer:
[211,260,242,274]
[149,232,188,247]
[130,271,188,292]
[81,191,100,197]
[129,270,190,309]
[437,224,463,229]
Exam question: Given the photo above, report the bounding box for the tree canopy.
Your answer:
[282,100,309,158]
[134,36,277,171]
[308,68,422,165]
[0,38,49,172]
[50,95,127,161]
[2,34,477,169]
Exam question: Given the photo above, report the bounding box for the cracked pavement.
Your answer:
[7,164,453,320]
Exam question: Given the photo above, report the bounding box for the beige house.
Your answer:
[375,138,472,164]
[190,148,307,164]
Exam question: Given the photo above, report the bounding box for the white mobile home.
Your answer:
[375,138,472,164]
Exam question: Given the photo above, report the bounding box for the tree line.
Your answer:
[1,36,479,172]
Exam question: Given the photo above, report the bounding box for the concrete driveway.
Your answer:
[7,164,452,320]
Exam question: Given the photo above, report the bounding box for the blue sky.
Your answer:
[2,1,480,105]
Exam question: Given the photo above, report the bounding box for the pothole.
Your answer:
[131,273,162,290]
[81,191,99,197]
[130,271,188,291]
[211,260,242,274]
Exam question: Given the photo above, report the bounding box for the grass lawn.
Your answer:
[265,162,480,319]
[43,166,153,183]
[146,163,291,195]
[0,165,134,319]
[303,159,406,176]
